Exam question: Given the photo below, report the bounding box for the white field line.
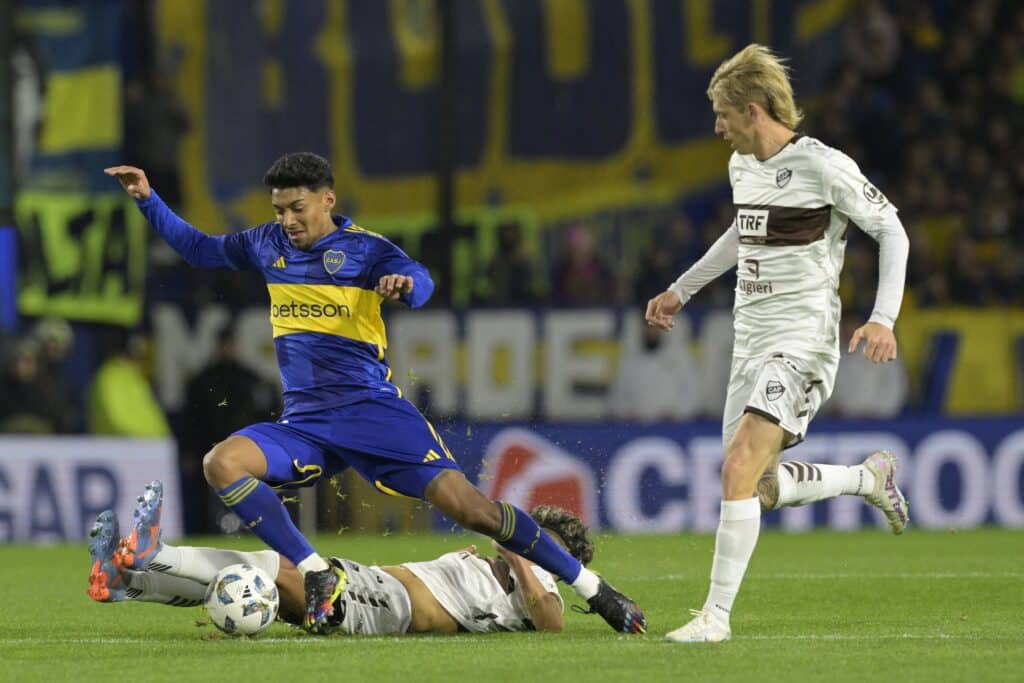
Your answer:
[0,633,1011,646]
[643,571,1023,581]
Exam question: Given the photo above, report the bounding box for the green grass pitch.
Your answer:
[1,529,1020,682]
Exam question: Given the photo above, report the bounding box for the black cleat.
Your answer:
[583,579,647,634]
[303,564,348,634]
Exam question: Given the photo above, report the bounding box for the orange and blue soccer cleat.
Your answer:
[87,510,125,602]
[303,563,349,634]
[115,481,164,571]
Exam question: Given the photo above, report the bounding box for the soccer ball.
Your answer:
[204,564,280,636]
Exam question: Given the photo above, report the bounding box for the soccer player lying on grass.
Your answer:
[88,482,594,634]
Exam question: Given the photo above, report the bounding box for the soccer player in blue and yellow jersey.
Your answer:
[105,153,645,635]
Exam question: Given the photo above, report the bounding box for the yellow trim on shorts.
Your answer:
[374,480,416,499]
[270,460,324,489]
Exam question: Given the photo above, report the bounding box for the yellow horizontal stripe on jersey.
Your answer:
[266,283,387,347]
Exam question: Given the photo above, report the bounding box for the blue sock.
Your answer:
[218,477,316,566]
[495,501,582,583]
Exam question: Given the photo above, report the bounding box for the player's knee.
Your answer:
[202,442,246,488]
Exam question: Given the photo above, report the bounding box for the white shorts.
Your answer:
[329,558,413,635]
[722,352,838,449]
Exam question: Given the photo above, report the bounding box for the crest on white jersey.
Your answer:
[862,182,886,204]
[776,168,792,188]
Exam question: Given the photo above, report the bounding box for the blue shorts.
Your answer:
[234,396,462,499]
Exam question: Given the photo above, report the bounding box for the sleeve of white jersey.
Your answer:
[821,152,910,329]
[667,154,740,304]
[529,566,564,610]
[667,225,739,305]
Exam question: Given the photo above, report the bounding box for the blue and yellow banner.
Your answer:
[156,0,851,234]
[16,192,147,326]
[16,0,124,193]
[14,1,145,325]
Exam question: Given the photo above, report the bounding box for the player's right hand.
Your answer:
[104,165,151,200]
[645,290,682,331]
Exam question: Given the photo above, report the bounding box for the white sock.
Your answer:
[570,567,601,600]
[775,462,876,508]
[149,543,281,584]
[296,554,330,575]
[703,497,761,623]
[124,570,207,606]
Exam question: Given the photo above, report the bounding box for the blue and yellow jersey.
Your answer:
[136,190,434,416]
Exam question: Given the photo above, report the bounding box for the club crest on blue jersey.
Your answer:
[776,168,792,188]
[323,250,346,274]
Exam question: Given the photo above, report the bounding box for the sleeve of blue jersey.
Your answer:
[134,189,260,270]
[365,235,435,308]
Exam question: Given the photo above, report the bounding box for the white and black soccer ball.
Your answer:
[204,563,280,636]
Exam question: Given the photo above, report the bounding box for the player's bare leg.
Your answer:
[425,470,646,633]
[203,435,342,632]
[667,413,784,643]
[757,451,909,534]
[202,435,270,490]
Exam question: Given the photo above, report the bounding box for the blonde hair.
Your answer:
[707,44,803,129]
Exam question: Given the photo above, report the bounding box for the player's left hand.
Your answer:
[848,321,898,363]
[376,274,414,300]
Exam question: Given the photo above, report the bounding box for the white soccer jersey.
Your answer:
[671,135,908,360]
[403,551,563,633]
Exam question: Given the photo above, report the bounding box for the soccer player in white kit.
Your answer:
[645,44,911,643]
[89,482,592,635]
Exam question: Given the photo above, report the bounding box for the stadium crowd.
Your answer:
[2,0,1021,436]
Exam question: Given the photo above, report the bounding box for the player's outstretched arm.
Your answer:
[646,226,739,331]
[494,542,564,633]
[105,165,240,270]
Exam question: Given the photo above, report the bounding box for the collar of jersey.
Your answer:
[281,214,354,251]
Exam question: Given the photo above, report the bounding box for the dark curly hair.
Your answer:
[263,152,334,191]
[530,505,594,566]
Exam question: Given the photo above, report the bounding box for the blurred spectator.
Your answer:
[632,215,702,302]
[483,222,539,306]
[420,221,476,306]
[808,0,1024,309]
[123,73,189,209]
[550,224,617,305]
[0,338,73,433]
[88,331,170,437]
[609,316,701,422]
[632,247,677,303]
[180,328,279,534]
[947,235,996,306]
[844,0,901,79]
[32,317,81,430]
[11,28,46,180]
